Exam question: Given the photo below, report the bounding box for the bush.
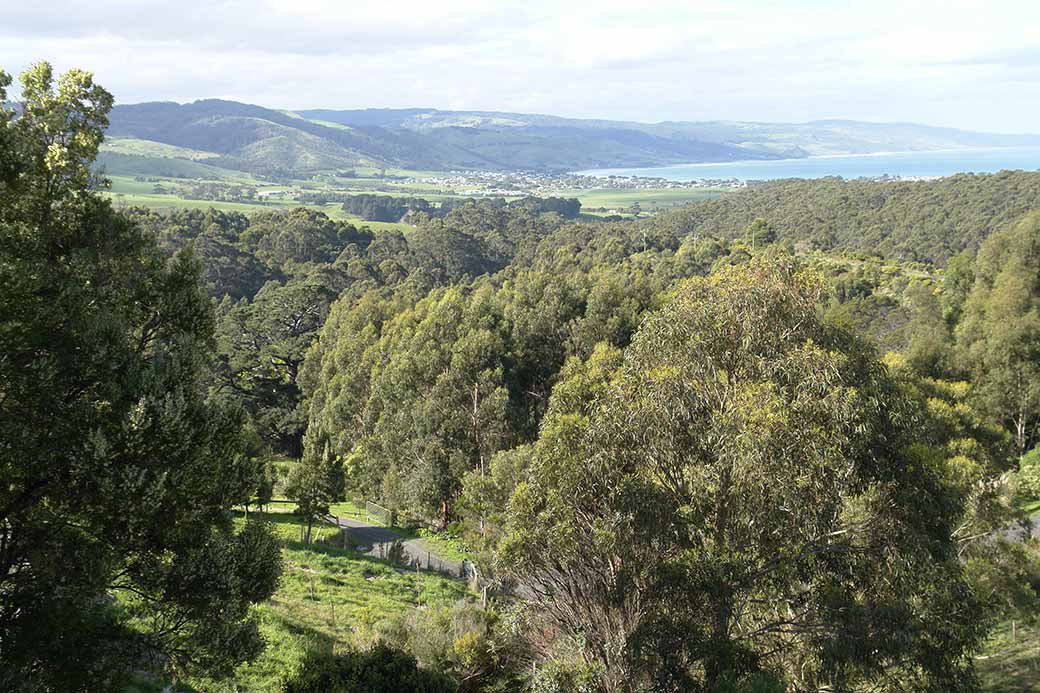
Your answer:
[373,600,529,691]
[712,671,787,693]
[280,643,456,693]
[386,539,407,566]
[528,659,601,693]
[1019,447,1040,501]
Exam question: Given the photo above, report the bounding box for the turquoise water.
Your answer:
[580,146,1040,181]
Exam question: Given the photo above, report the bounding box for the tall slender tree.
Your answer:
[956,212,1040,454]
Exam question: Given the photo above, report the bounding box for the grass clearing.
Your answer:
[328,500,371,521]
[186,510,470,692]
[102,174,416,231]
[977,619,1040,691]
[104,191,313,215]
[101,137,221,160]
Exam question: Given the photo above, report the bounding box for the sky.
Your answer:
[2,0,1039,132]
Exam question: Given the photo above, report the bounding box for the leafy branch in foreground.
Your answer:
[0,61,281,690]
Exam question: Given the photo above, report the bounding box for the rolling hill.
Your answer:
[101,99,1040,177]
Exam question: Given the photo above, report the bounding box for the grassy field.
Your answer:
[95,154,728,231]
[183,510,470,692]
[106,190,316,215]
[102,173,417,233]
[104,185,413,233]
[103,182,719,226]
[96,152,245,180]
[102,137,221,160]
[978,619,1040,691]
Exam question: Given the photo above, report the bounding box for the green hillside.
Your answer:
[101,99,1040,180]
[661,170,1040,264]
[96,151,240,179]
[100,101,770,175]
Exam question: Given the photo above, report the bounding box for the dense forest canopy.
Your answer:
[663,172,1040,264]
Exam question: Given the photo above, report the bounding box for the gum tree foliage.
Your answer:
[299,226,692,527]
[0,63,281,689]
[956,212,1040,455]
[883,353,1040,633]
[301,284,515,526]
[501,258,986,693]
[663,172,1040,264]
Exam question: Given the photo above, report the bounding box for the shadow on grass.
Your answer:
[233,510,438,575]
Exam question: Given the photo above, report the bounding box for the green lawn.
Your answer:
[103,175,417,232]
[978,619,1040,691]
[185,510,470,692]
[327,500,371,522]
[105,191,323,215]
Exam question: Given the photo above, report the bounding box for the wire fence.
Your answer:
[365,500,395,526]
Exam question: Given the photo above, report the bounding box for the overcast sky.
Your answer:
[2,0,1039,132]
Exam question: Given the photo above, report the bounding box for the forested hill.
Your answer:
[663,170,1040,264]
[104,99,1040,176]
[300,108,1040,157]
[105,100,764,174]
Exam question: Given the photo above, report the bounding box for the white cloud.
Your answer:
[1,0,1038,132]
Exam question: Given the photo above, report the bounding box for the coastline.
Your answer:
[575,145,1040,181]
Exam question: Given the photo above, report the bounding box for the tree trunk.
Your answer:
[705,597,734,690]
[1016,408,1028,456]
[286,431,304,460]
[706,462,734,689]
[439,499,451,531]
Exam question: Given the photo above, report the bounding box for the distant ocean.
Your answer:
[578,146,1040,181]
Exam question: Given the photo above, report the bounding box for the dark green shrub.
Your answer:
[280,643,456,693]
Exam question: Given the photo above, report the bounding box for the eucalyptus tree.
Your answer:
[956,212,1040,455]
[503,258,985,692]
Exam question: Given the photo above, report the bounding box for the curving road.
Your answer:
[999,513,1040,542]
[323,514,465,578]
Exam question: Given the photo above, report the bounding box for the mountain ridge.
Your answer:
[102,99,1040,176]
